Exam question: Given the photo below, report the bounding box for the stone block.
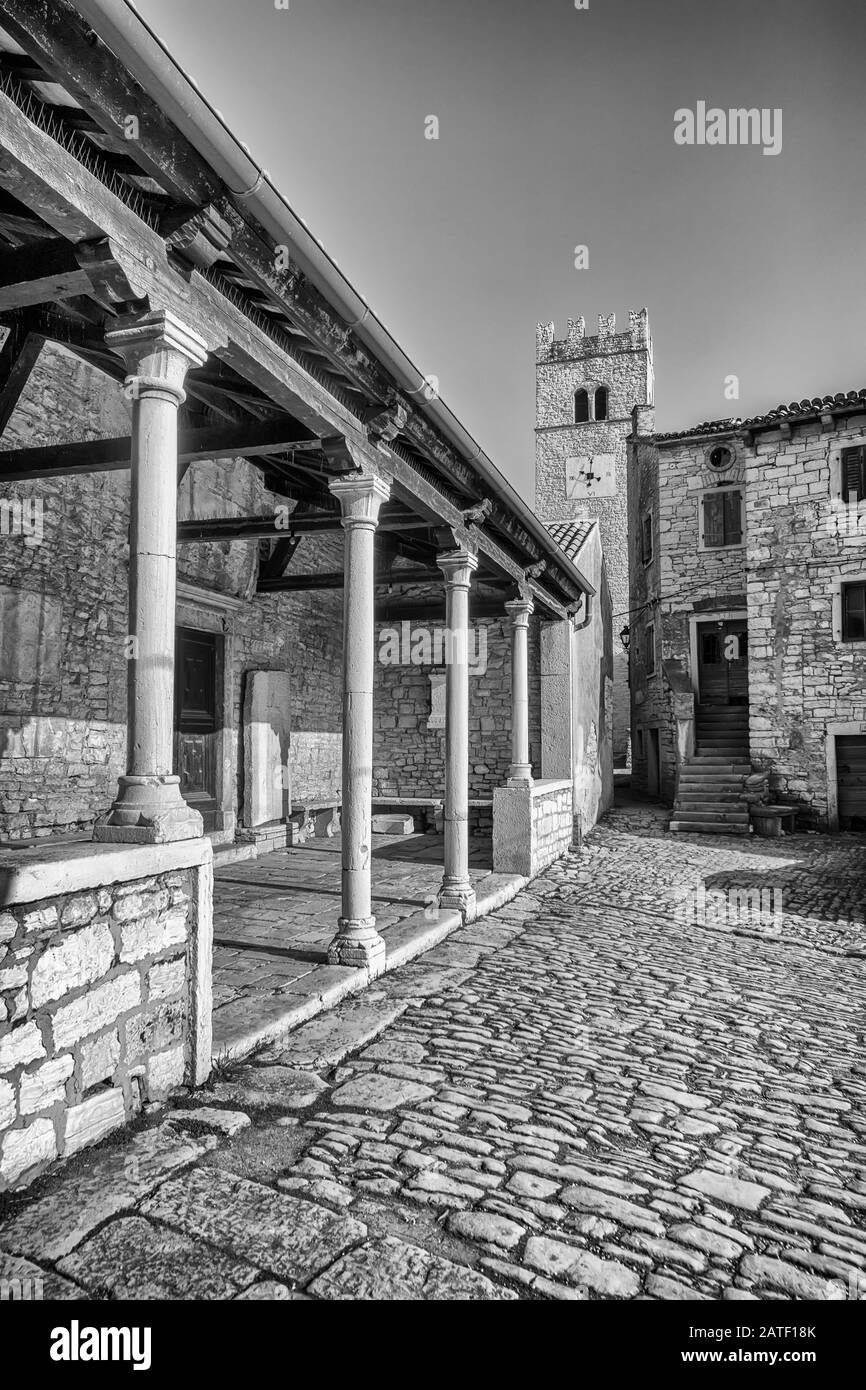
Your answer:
[0,1076,15,1129]
[119,909,187,963]
[19,1055,74,1114]
[371,814,414,836]
[243,670,291,829]
[148,958,186,1001]
[0,1020,46,1075]
[60,894,99,929]
[30,922,115,1009]
[146,1045,185,1098]
[51,972,141,1052]
[63,1088,126,1158]
[79,1030,121,1091]
[0,913,17,943]
[0,1117,56,1186]
[124,999,184,1065]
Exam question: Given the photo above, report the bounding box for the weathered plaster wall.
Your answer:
[571,526,615,830]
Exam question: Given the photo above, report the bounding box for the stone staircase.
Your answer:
[669,706,752,836]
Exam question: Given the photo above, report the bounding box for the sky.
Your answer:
[136,0,866,504]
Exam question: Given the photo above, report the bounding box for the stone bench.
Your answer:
[751,804,798,838]
[372,797,443,834]
[291,799,341,842]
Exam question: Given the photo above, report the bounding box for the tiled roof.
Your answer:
[655,388,866,443]
[546,519,595,561]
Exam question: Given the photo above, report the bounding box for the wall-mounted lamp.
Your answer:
[619,624,631,652]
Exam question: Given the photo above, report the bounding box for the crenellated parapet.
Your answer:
[536,308,651,362]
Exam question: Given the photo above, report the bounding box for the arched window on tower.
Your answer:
[574,389,590,423]
[594,386,609,421]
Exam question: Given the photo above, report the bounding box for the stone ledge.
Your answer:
[0,837,213,908]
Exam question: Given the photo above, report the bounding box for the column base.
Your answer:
[327,916,387,977]
[507,767,534,786]
[94,775,204,845]
[438,880,477,918]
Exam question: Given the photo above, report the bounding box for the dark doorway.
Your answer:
[697,620,748,706]
[837,735,866,830]
[174,627,221,830]
[646,727,660,797]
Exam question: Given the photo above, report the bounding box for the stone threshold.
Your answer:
[212,869,526,1065]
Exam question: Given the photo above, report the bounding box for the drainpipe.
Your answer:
[75,0,594,601]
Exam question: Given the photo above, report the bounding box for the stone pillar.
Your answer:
[506,595,534,784]
[437,543,478,915]
[95,310,207,844]
[327,467,391,974]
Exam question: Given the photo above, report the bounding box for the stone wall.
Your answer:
[372,615,542,803]
[628,418,748,803]
[745,416,866,825]
[493,777,574,877]
[628,404,866,823]
[0,839,212,1191]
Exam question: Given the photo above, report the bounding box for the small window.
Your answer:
[594,386,609,421]
[645,622,656,676]
[842,446,866,503]
[641,513,653,564]
[709,445,734,472]
[574,389,590,424]
[842,582,866,642]
[703,489,742,547]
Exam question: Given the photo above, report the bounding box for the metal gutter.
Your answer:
[74,0,593,600]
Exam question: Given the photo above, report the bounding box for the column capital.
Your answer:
[328,468,391,527]
[505,595,534,626]
[437,545,479,588]
[106,308,207,405]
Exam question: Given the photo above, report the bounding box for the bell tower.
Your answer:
[535,309,654,765]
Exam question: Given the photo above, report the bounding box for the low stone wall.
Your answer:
[492,778,574,878]
[0,838,212,1192]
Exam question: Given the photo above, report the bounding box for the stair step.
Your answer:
[669,821,751,836]
[676,794,746,806]
[670,809,750,824]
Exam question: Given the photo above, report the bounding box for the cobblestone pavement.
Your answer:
[2,806,865,1301]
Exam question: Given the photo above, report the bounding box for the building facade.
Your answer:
[0,2,613,1191]
[535,310,654,766]
[628,392,866,831]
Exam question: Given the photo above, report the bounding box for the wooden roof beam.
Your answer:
[0,416,318,481]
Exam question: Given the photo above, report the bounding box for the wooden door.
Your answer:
[697,621,748,706]
[174,627,220,829]
[837,736,866,829]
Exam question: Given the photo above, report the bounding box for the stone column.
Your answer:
[506,595,534,784]
[95,310,207,844]
[437,543,478,915]
[327,467,391,974]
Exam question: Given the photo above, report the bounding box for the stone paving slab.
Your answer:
[140,1167,366,1286]
[210,832,523,1062]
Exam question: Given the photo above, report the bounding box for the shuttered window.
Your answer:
[641,513,653,563]
[841,446,866,503]
[703,489,743,547]
[645,623,656,675]
[842,582,866,642]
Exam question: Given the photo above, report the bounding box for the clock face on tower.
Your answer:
[566,454,617,500]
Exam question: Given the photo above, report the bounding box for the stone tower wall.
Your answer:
[535,310,653,763]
